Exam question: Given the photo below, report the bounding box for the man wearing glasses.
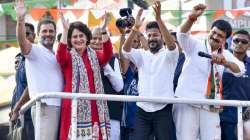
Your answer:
[219,29,250,140]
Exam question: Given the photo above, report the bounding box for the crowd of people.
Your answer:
[8,0,250,140]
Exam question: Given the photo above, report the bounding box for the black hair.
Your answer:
[233,29,250,40]
[57,33,62,42]
[37,11,56,34]
[25,23,35,33]
[211,19,232,39]
[37,19,56,34]
[146,21,159,31]
[170,32,177,39]
[67,21,92,49]
[15,53,22,58]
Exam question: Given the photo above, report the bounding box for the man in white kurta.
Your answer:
[174,4,245,140]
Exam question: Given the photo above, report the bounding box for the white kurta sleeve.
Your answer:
[103,58,124,92]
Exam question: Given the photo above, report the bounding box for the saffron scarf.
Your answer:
[205,41,223,111]
[68,47,110,140]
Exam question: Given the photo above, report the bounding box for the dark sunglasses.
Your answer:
[26,32,33,36]
[233,38,249,45]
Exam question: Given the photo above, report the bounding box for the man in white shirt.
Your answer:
[122,2,178,140]
[12,0,63,140]
[174,4,245,140]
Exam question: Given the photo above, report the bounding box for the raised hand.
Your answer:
[152,1,161,21]
[190,4,207,18]
[59,11,69,31]
[101,12,112,30]
[14,0,26,19]
[134,9,144,30]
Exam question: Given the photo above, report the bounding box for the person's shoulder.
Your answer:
[245,56,250,63]
[24,43,42,58]
[30,43,42,51]
[223,49,233,55]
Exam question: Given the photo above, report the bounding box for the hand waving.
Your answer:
[14,0,26,19]
[101,12,112,30]
[59,11,69,31]
[190,4,207,18]
[152,1,161,21]
[134,9,145,30]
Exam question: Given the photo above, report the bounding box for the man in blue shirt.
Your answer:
[10,22,35,140]
[220,29,250,140]
[171,31,185,92]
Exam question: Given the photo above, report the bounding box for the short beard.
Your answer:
[148,40,163,54]
[41,40,54,50]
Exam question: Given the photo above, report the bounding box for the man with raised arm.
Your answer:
[122,1,178,140]
[174,4,245,140]
[12,0,63,140]
[9,22,36,140]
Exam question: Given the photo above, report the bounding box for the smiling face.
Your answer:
[146,28,163,53]
[231,33,250,54]
[90,28,102,50]
[67,22,92,51]
[38,23,56,49]
[208,27,227,51]
[70,29,88,51]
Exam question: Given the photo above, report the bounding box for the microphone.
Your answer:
[198,51,212,59]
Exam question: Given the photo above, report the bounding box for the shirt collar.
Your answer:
[38,43,55,54]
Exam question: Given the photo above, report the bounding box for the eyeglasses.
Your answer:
[233,38,249,45]
[26,32,33,36]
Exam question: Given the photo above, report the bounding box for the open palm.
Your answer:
[59,11,69,31]
[102,12,112,30]
[14,0,26,18]
[134,9,144,29]
[152,1,161,20]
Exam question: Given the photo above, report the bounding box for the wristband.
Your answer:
[101,31,107,35]
[188,15,197,22]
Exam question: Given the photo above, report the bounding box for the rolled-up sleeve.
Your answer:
[24,44,38,60]
[103,58,124,92]
[224,50,246,77]
[122,47,143,68]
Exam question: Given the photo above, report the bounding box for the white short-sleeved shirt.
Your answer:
[25,43,63,106]
[175,31,245,99]
[122,46,179,112]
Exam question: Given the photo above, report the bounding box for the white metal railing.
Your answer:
[19,92,250,140]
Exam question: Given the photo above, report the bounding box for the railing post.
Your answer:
[35,100,41,140]
[237,106,243,140]
[71,98,78,140]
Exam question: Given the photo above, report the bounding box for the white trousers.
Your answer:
[173,104,221,140]
[110,119,120,140]
[31,104,60,140]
